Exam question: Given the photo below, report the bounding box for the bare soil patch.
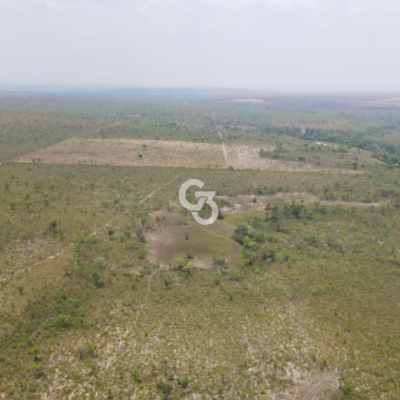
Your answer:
[219,193,384,215]
[273,368,340,400]
[12,138,225,169]
[12,138,357,174]
[226,143,329,173]
[315,141,339,148]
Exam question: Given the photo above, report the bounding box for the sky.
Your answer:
[0,0,399,92]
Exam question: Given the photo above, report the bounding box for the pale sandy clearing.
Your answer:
[218,193,384,215]
[12,138,225,169]
[226,142,331,173]
[12,138,357,173]
[316,141,339,148]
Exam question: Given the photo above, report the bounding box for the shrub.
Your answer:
[31,362,45,379]
[233,223,249,244]
[137,246,147,260]
[213,257,228,272]
[262,249,276,262]
[182,262,194,277]
[132,369,142,383]
[339,378,353,397]
[156,379,173,399]
[265,204,280,222]
[78,342,97,360]
[177,375,190,388]
[173,257,187,270]
[29,347,41,362]
[90,267,103,288]
[54,314,74,330]
[136,228,146,244]
[284,201,305,219]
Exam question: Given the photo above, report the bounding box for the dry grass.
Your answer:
[225,142,354,173]
[12,138,225,169]
[11,138,359,174]
[29,292,341,400]
[146,211,243,269]
[218,193,385,215]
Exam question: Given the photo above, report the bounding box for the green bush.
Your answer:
[31,363,45,379]
[54,314,74,330]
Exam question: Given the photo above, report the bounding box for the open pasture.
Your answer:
[11,137,360,173]
[146,211,243,269]
[12,138,226,169]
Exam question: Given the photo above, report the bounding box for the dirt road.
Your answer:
[212,109,230,168]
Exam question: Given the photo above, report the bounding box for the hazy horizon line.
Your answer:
[0,84,399,96]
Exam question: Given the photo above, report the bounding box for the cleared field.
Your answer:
[11,137,353,173]
[146,211,243,269]
[12,138,226,169]
[225,142,333,172]
[218,193,384,215]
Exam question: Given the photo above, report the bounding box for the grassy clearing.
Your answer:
[146,213,243,269]
[10,137,373,174]
[12,138,225,169]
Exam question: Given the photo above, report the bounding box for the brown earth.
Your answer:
[225,143,339,173]
[12,138,225,169]
[12,138,357,174]
[218,193,384,215]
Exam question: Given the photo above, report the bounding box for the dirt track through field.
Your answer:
[213,109,230,167]
[218,132,230,167]
[11,137,358,173]
[139,174,180,204]
[10,119,358,174]
[7,174,181,277]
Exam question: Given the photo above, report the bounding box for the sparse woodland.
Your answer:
[1,96,400,399]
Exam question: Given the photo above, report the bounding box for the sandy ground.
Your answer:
[315,141,339,148]
[218,193,384,215]
[225,142,330,172]
[12,138,225,169]
[12,138,356,174]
